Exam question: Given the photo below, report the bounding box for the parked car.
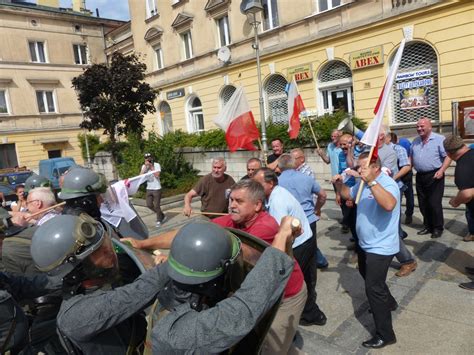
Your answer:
[0,171,32,190]
[39,157,76,189]
[0,183,17,210]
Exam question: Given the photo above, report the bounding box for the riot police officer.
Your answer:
[31,216,297,354]
[31,213,147,354]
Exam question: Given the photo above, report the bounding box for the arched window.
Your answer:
[264,74,288,124]
[220,85,236,107]
[318,60,353,114]
[391,42,439,125]
[159,101,172,134]
[186,95,204,133]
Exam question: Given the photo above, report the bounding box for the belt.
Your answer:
[416,168,440,175]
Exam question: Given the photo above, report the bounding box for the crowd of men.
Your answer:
[0,116,473,354]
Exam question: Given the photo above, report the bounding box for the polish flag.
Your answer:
[287,78,306,139]
[214,87,260,152]
[360,39,406,162]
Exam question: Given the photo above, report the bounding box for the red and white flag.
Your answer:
[360,39,406,161]
[287,78,306,139]
[214,86,260,152]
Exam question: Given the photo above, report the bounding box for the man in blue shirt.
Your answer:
[333,152,399,349]
[317,129,342,178]
[253,167,327,326]
[410,118,452,238]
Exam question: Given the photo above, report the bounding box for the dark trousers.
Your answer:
[466,205,474,235]
[146,189,164,222]
[293,223,319,317]
[415,171,444,231]
[341,202,358,242]
[402,175,415,217]
[357,249,397,341]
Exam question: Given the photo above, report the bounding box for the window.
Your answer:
[187,96,204,133]
[48,150,61,159]
[264,74,288,124]
[318,61,353,114]
[154,47,164,70]
[217,16,231,47]
[29,41,47,63]
[181,31,193,60]
[36,91,56,113]
[146,0,158,18]
[220,85,236,107]
[262,0,279,31]
[159,101,173,134]
[0,90,9,114]
[391,42,439,124]
[0,144,18,169]
[318,0,341,12]
[73,44,88,65]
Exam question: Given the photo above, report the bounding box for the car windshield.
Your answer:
[0,184,14,195]
[7,173,32,185]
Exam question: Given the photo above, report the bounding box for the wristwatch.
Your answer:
[368,180,378,188]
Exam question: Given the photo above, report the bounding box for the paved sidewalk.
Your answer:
[131,197,474,354]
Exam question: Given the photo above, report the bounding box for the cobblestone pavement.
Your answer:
[131,197,474,354]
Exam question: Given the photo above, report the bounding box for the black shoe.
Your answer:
[362,335,396,349]
[401,231,408,240]
[299,310,327,326]
[417,228,432,235]
[404,215,413,225]
[341,225,349,234]
[431,229,443,239]
[465,266,474,275]
[317,263,329,269]
[459,281,474,291]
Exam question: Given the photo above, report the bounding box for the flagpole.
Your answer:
[354,145,375,204]
[306,116,321,150]
[257,138,267,164]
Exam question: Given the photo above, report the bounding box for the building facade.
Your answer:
[110,0,473,139]
[0,0,123,170]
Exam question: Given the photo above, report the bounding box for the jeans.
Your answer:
[316,248,328,267]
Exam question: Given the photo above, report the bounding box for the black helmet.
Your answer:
[24,173,50,193]
[58,166,107,200]
[31,214,106,277]
[166,221,241,285]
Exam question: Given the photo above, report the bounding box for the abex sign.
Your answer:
[350,46,384,70]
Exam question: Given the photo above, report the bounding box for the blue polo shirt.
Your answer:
[410,133,447,173]
[278,169,321,224]
[266,185,313,248]
[327,143,342,177]
[350,173,400,255]
[338,151,356,187]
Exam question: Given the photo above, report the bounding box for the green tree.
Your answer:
[72,53,157,176]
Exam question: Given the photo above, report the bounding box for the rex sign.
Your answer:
[350,46,384,70]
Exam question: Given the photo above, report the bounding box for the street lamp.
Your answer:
[241,0,268,159]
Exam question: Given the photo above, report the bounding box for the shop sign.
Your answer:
[396,69,431,81]
[166,88,185,100]
[350,46,383,70]
[463,106,474,136]
[287,64,313,82]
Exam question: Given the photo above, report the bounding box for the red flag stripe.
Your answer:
[225,111,260,152]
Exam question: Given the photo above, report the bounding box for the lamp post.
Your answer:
[242,1,268,158]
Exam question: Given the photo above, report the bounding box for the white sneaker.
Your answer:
[156,221,161,227]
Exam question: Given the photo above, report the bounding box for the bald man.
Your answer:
[410,118,451,239]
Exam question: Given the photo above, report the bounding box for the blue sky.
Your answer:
[59,0,130,21]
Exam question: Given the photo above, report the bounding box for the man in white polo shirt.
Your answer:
[140,153,165,227]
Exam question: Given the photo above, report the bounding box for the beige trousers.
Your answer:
[262,285,308,355]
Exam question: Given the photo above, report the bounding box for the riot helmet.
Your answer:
[166,221,241,286]
[58,166,107,200]
[31,214,106,277]
[24,173,50,193]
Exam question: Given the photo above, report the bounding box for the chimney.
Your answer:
[37,0,59,7]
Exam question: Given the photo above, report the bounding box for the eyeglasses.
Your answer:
[26,199,39,205]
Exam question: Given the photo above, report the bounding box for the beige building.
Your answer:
[107,0,473,141]
[0,0,123,170]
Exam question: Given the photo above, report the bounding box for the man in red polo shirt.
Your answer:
[213,179,306,355]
